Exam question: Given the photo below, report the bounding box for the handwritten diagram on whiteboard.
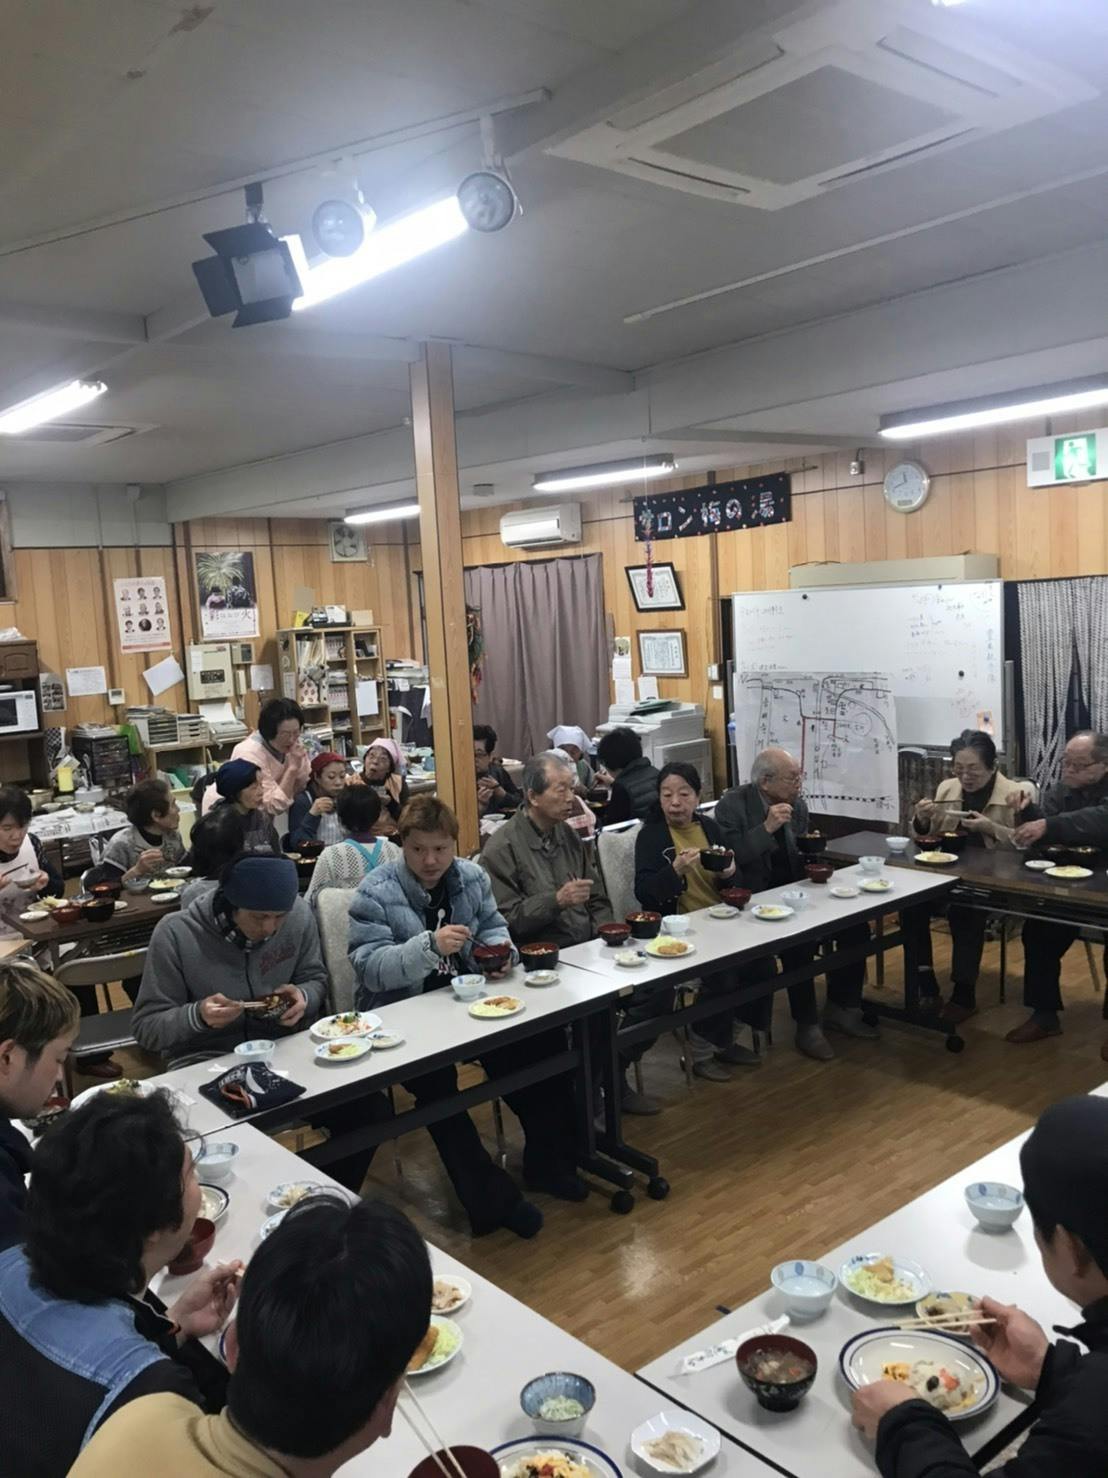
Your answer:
[735,671,899,822]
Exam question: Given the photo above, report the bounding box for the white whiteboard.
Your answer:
[730,581,1004,749]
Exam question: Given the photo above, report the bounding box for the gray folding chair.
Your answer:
[53,948,146,1094]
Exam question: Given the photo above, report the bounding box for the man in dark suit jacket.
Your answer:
[715,748,876,1061]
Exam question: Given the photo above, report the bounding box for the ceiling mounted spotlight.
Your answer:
[457,170,517,232]
[311,181,376,258]
[192,182,302,328]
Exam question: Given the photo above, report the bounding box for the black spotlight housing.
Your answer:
[192,188,302,327]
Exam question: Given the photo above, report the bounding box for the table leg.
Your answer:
[591,999,667,1204]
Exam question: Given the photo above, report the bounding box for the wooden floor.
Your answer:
[116,928,1107,1373]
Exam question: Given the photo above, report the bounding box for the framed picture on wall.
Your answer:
[638,629,687,678]
[329,520,368,562]
[625,562,684,612]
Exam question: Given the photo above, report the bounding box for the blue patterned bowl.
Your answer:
[519,1370,596,1438]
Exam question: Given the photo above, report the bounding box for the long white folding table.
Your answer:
[637,1084,1108,1478]
[160,1122,775,1476]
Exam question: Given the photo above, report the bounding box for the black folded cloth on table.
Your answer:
[199,1061,306,1119]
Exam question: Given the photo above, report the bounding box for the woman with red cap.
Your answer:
[287,752,349,849]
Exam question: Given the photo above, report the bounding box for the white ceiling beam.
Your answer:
[451,345,631,393]
[664,426,863,448]
[0,300,146,344]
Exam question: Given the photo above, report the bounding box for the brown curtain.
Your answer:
[464,553,608,761]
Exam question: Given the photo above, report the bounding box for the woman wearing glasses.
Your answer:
[905,730,1029,1025]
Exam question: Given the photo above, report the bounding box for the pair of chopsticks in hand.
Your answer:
[897,1311,996,1331]
[398,1381,467,1478]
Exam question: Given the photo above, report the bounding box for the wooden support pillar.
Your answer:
[409,341,478,854]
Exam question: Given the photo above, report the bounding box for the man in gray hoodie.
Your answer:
[133,854,384,1193]
[132,854,328,1064]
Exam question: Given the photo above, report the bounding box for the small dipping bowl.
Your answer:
[626,911,662,940]
[598,922,631,948]
[771,1260,837,1320]
[699,846,734,873]
[736,1334,818,1412]
[519,943,560,971]
[781,888,808,910]
[804,863,833,885]
[965,1181,1024,1231]
[661,914,690,936]
[167,1216,215,1276]
[519,1371,596,1439]
[886,835,911,854]
[450,974,487,1002]
[719,887,752,911]
[122,875,151,894]
[234,1039,274,1064]
[193,1140,240,1183]
[858,855,885,875]
[408,1450,498,1478]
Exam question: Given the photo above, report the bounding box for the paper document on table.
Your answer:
[142,656,185,697]
[199,699,237,727]
[356,679,379,716]
[66,665,108,697]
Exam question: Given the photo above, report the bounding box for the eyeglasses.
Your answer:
[952,764,989,778]
[1061,756,1104,773]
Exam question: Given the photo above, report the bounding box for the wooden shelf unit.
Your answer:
[276,626,389,760]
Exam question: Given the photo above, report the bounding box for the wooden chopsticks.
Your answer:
[399,1381,467,1478]
[897,1311,995,1331]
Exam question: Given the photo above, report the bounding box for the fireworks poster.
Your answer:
[195,550,260,639]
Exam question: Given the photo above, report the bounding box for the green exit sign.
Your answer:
[1027,428,1108,487]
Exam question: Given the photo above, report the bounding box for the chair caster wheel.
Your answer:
[945,1033,965,1054]
[647,1176,670,1200]
[610,1190,635,1214]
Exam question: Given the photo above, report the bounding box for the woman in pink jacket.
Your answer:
[227,698,311,817]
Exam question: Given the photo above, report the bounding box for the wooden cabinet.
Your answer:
[276,626,390,760]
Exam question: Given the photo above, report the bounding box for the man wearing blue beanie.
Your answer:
[133,854,325,1064]
[133,854,386,1192]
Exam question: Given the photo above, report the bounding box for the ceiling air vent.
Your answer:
[11,422,150,445]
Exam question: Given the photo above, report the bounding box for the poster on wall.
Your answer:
[195,551,260,640]
[114,575,172,653]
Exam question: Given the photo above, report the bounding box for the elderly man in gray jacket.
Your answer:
[715,747,875,1062]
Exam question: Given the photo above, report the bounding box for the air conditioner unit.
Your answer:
[499,503,582,549]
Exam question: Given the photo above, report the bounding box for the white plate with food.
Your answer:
[914,851,959,866]
[70,1077,155,1109]
[150,890,180,904]
[469,995,525,1019]
[309,1011,383,1043]
[266,1181,325,1214]
[839,1328,999,1421]
[859,877,893,893]
[493,1437,620,1477]
[260,1209,286,1239]
[829,884,859,899]
[644,936,696,959]
[1045,864,1093,879]
[407,1315,463,1376]
[752,903,794,922]
[614,949,646,968]
[431,1274,472,1315]
[163,865,192,878]
[915,1291,977,1337]
[841,1253,930,1306]
[198,1183,229,1224]
[1024,858,1055,870]
[149,877,181,891]
[314,1038,372,1064]
[18,908,48,921]
[708,904,739,919]
[630,1413,721,1474]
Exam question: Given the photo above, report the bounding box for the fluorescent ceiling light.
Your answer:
[0,379,107,435]
[286,196,468,311]
[532,454,677,493]
[344,502,420,526]
[879,378,1108,440]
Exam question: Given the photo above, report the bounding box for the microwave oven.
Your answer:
[0,689,39,735]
